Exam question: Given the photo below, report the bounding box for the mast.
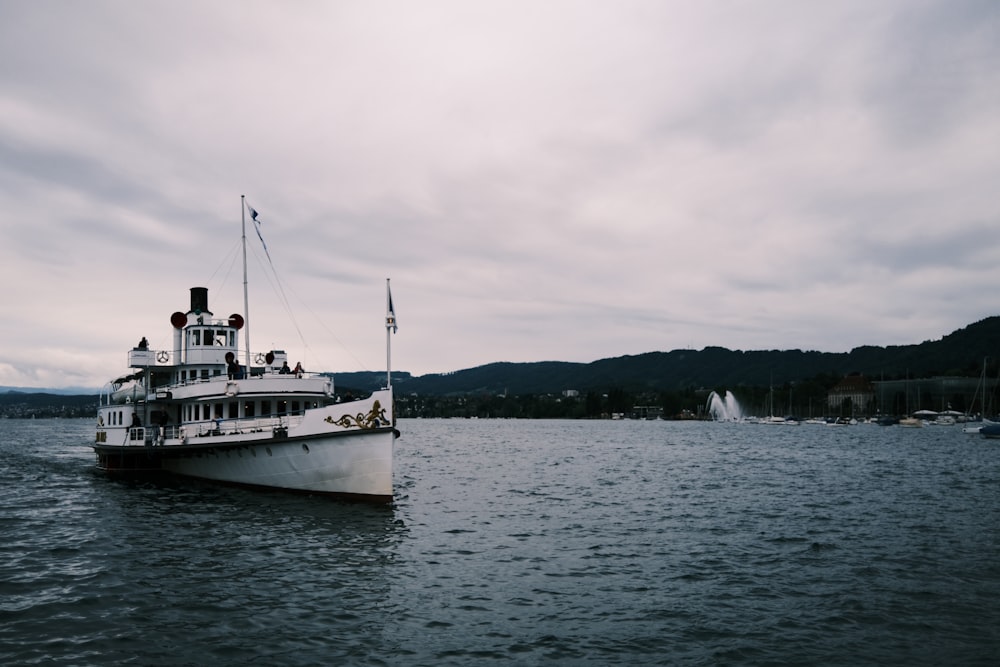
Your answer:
[386,278,395,388]
[975,357,989,416]
[241,195,251,370]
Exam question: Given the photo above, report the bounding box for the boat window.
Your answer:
[261,400,271,416]
[277,400,287,415]
[228,401,238,419]
[244,401,255,418]
[214,404,223,419]
[201,369,209,380]
[191,330,201,346]
[194,404,201,421]
[291,401,301,415]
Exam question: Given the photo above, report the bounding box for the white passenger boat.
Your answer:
[93,199,399,502]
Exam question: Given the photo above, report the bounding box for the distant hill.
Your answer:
[0,391,97,418]
[6,316,1000,401]
[0,386,99,395]
[337,316,1000,395]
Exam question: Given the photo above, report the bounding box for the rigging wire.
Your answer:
[188,212,373,375]
[243,220,371,374]
[205,237,242,299]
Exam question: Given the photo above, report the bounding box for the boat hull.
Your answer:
[95,428,395,501]
[94,389,397,502]
[980,424,1000,439]
[168,428,393,498]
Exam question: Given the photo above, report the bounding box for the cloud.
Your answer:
[0,0,998,388]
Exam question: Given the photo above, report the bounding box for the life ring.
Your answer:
[225,381,239,397]
[156,351,169,363]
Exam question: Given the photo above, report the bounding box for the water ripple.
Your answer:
[2,419,999,665]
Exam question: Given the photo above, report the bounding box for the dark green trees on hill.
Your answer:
[344,316,1000,395]
[4,316,998,419]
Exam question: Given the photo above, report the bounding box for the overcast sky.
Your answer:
[2,1,999,390]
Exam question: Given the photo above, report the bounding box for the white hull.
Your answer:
[161,426,394,498]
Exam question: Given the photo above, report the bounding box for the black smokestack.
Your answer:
[190,287,209,314]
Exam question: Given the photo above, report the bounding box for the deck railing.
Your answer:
[123,414,306,446]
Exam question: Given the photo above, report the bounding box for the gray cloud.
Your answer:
[1,1,998,388]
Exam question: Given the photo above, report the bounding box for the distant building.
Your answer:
[828,374,875,415]
[631,405,663,420]
[562,389,579,398]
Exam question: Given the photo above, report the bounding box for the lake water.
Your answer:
[1,418,998,665]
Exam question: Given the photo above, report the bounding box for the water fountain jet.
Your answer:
[706,391,745,421]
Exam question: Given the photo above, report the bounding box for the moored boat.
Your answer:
[980,424,1000,439]
[92,199,399,502]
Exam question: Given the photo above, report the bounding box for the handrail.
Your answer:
[153,369,324,392]
[109,415,306,447]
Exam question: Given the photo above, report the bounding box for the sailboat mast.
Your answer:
[977,357,988,415]
[385,278,392,388]
[241,195,251,371]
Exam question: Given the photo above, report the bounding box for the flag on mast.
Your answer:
[386,281,398,333]
[244,199,272,263]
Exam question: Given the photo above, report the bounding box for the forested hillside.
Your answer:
[337,316,1000,396]
[0,392,96,418]
[4,316,999,419]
